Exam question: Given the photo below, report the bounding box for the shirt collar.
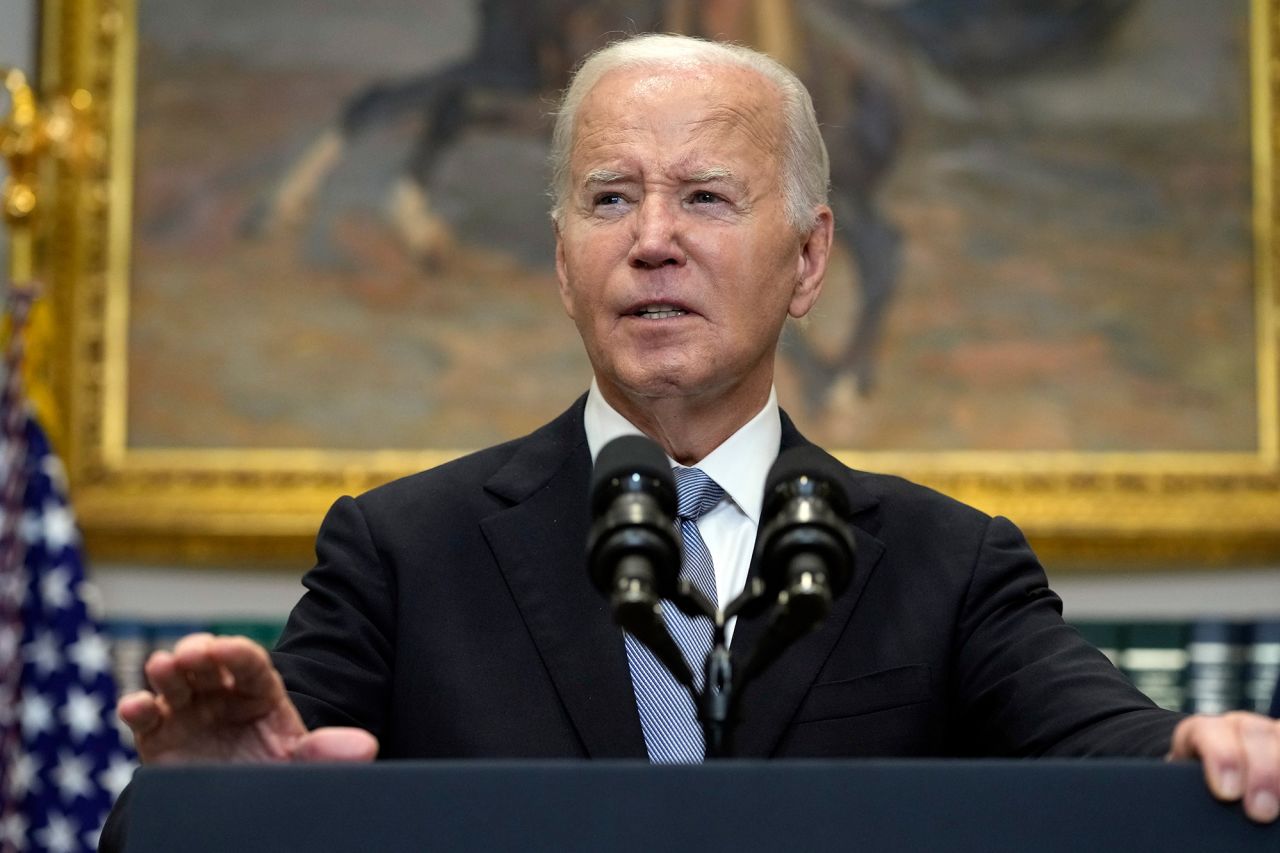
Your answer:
[583,379,780,525]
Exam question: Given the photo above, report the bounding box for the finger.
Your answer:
[292,727,379,763]
[117,690,163,735]
[212,637,283,701]
[144,650,193,709]
[1169,715,1245,802]
[1239,715,1280,823]
[171,633,231,693]
[169,631,216,659]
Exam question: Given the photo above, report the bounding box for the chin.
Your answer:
[611,367,704,400]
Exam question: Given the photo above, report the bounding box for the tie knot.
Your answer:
[673,467,724,521]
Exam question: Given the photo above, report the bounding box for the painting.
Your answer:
[33,0,1280,563]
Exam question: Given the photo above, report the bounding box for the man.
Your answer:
[116,34,1280,825]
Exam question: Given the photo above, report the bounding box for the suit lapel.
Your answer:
[479,398,647,758]
[728,412,887,757]
[475,400,887,759]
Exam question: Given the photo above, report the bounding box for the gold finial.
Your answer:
[2,67,96,288]
[1,68,43,228]
[2,68,95,230]
[0,67,96,450]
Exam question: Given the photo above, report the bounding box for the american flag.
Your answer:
[0,284,136,852]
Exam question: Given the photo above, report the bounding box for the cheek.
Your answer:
[557,242,602,319]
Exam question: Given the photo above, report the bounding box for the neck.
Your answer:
[597,374,773,466]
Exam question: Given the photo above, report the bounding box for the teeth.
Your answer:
[636,305,687,320]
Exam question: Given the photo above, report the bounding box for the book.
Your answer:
[1184,620,1248,714]
[1119,622,1189,712]
[1244,619,1280,715]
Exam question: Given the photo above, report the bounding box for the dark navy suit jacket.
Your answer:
[272,396,1179,759]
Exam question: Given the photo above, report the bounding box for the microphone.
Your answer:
[587,435,693,686]
[757,446,856,624]
[742,447,856,679]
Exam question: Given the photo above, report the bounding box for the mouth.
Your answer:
[629,303,690,320]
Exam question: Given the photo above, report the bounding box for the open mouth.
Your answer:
[633,304,688,320]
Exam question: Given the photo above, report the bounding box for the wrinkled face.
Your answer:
[555,64,830,410]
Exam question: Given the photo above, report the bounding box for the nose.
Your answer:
[627,195,686,270]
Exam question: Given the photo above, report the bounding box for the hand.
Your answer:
[1168,711,1280,823]
[117,633,379,765]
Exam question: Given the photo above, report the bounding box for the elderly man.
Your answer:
[116,34,1279,825]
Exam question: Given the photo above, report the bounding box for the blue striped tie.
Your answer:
[625,467,724,763]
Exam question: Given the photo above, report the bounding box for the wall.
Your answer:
[3,1,1278,626]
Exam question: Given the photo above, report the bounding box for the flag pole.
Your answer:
[2,68,132,853]
[0,68,44,845]
[2,66,94,456]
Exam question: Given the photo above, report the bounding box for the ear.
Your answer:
[788,205,833,319]
[554,224,576,320]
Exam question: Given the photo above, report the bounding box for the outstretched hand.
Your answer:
[117,633,378,765]
[1169,711,1280,823]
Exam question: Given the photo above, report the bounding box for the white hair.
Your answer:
[548,33,830,231]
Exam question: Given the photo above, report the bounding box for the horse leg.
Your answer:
[241,129,345,237]
[388,175,456,270]
[241,69,467,241]
[828,70,905,398]
[838,199,901,396]
[388,86,473,269]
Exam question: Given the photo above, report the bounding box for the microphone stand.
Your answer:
[669,577,770,759]
[669,563,842,757]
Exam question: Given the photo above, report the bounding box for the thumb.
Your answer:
[291,727,379,763]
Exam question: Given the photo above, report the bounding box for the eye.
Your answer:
[689,190,721,204]
[594,192,626,207]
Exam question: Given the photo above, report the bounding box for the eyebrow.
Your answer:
[584,169,628,187]
[687,167,737,184]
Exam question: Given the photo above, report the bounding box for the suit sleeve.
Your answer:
[272,495,397,736]
[952,515,1183,757]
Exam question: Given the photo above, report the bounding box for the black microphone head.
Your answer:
[763,446,852,519]
[591,434,676,516]
[757,446,856,601]
[587,434,681,600]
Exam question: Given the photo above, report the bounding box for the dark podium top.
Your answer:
[120,760,1277,852]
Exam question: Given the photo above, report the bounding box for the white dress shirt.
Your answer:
[583,380,781,643]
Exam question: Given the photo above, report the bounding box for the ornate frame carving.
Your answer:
[33,0,1280,565]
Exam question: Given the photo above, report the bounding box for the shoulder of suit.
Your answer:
[352,395,588,510]
[837,461,995,526]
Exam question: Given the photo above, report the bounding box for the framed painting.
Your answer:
[29,0,1280,564]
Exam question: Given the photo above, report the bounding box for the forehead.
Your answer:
[570,64,785,168]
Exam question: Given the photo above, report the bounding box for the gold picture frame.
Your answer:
[29,0,1280,566]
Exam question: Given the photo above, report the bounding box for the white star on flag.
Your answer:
[34,811,78,853]
[0,567,22,607]
[61,687,105,741]
[52,752,92,802]
[19,692,53,738]
[97,755,136,801]
[25,628,62,677]
[66,630,111,678]
[38,566,72,612]
[0,811,28,848]
[40,502,77,553]
[6,752,36,798]
[19,508,42,546]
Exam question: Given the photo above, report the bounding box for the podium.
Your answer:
[120,760,1278,852]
